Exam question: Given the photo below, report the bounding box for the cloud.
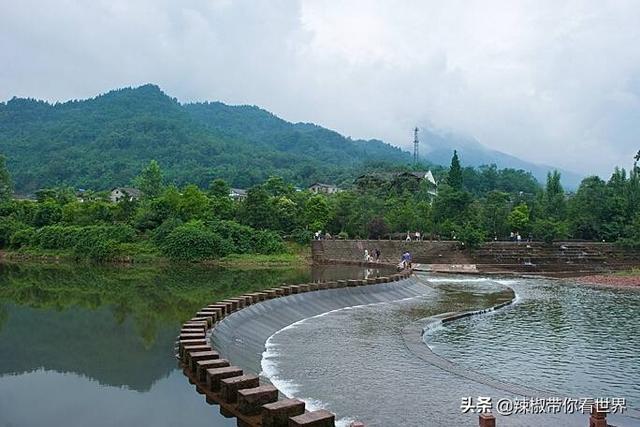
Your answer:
[1,0,639,176]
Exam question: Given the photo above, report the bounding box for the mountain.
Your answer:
[0,83,581,194]
[419,128,583,189]
[0,84,410,193]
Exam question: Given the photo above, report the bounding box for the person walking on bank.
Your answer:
[375,248,380,262]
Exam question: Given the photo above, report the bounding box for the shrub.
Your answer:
[531,219,569,244]
[208,220,252,253]
[161,223,233,261]
[152,217,183,246]
[33,225,136,249]
[9,227,36,249]
[253,230,286,254]
[337,231,349,240]
[290,228,313,244]
[73,235,120,262]
[0,218,27,248]
[458,223,486,248]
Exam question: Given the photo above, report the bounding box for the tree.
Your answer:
[0,155,12,202]
[447,150,463,190]
[367,217,389,239]
[482,191,510,238]
[543,171,566,220]
[567,176,607,240]
[134,160,163,199]
[208,179,230,198]
[507,203,530,233]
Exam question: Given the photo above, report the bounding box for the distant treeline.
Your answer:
[0,150,638,263]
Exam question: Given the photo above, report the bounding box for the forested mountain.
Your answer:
[0,84,410,193]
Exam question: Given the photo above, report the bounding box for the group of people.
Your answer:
[405,231,422,241]
[363,248,381,263]
[508,231,533,243]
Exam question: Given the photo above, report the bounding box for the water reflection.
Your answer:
[0,262,373,427]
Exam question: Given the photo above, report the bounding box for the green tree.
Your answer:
[134,160,163,199]
[507,203,531,233]
[567,176,607,240]
[0,155,12,202]
[447,150,463,190]
[482,191,510,238]
[208,179,230,198]
[543,171,566,220]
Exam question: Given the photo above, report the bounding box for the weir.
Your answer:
[177,269,416,427]
[211,276,430,374]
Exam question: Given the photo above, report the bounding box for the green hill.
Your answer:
[0,84,410,193]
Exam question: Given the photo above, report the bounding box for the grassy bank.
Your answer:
[0,241,310,268]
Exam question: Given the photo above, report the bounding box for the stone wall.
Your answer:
[312,239,468,265]
[313,240,640,275]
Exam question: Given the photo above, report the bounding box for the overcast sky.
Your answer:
[2,0,640,176]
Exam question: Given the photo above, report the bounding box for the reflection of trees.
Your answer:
[0,262,312,391]
[0,262,312,341]
[0,304,8,334]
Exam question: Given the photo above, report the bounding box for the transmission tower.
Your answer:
[413,127,419,165]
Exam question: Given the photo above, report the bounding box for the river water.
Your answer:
[2,264,638,427]
[0,262,382,427]
[263,274,640,426]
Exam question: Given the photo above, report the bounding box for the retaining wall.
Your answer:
[313,240,640,275]
[176,268,415,427]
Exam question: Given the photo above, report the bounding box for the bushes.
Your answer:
[9,228,35,249]
[0,218,27,248]
[160,222,233,261]
[32,225,136,249]
[531,219,569,244]
[158,220,287,261]
[73,235,121,262]
[253,230,286,254]
[209,220,255,253]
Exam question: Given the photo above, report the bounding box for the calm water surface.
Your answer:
[0,262,378,427]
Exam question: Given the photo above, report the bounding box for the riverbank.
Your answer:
[0,242,311,269]
[575,269,640,288]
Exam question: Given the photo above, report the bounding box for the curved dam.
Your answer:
[231,273,640,426]
[210,275,429,378]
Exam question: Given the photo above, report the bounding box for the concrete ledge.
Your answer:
[262,399,306,427]
[237,385,279,415]
[220,374,260,403]
[289,409,336,426]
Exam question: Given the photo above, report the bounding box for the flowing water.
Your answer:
[263,274,640,426]
[0,262,380,427]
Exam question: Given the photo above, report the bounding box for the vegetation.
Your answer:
[0,85,410,194]
[1,147,638,259]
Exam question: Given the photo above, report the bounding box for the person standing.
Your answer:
[375,248,380,262]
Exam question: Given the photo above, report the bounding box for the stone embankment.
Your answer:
[177,268,413,427]
[313,240,640,276]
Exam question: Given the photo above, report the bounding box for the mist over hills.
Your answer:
[0,84,580,193]
[418,128,583,189]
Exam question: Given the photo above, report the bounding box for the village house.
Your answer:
[229,188,247,201]
[308,182,339,194]
[110,187,142,203]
